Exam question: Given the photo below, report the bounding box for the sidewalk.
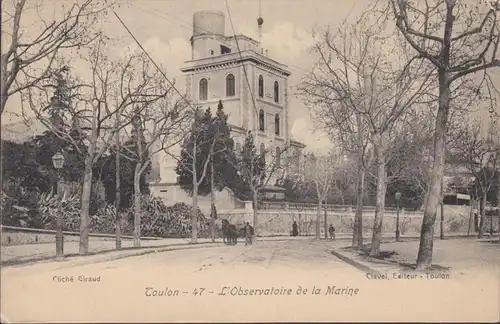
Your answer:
[332,237,500,276]
[0,235,313,267]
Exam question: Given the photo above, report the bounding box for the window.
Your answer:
[260,143,265,156]
[235,143,242,155]
[259,109,265,131]
[226,74,235,97]
[221,45,231,54]
[276,146,281,167]
[199,78,208,101]
[274,81,279,103]
[274,114,280,135]
[258,75,264,97]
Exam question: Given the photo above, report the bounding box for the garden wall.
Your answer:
[0,225,162,246]
[219,205,499,237]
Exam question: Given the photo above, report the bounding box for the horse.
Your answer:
[221,219,238,245]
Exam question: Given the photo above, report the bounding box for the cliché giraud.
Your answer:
[52,275,101,283]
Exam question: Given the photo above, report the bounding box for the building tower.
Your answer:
[151,10,305,207]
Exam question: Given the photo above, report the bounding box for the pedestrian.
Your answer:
[244,222,254,246]
[329,224,335,240]
[292,221,299,236]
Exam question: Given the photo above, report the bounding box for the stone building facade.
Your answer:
[150,10,305,213]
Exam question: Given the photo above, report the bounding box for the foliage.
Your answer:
[283,176,316,203]
[95,140,151,210]
[234,131,266,197]
[36,187,82,231]
[126,198,209,238]
[175,101,236,196]
[386,178,426,211]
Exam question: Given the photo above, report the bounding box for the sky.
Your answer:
[2,0,499,151]
[1,0,371,151]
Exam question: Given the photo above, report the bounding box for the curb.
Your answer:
[1,241,223,268]
[1,237,315,268]
[57,243,225,269]
[331,249,381,275]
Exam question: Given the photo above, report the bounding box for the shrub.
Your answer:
[37,188,81,231]
[163,202,209,238]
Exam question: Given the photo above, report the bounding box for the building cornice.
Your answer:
[290,139,306,149]
[181,50,291,77]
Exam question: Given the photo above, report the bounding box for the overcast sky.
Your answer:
[2,0,499,151]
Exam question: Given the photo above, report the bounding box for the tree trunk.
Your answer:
[497,184,500,241]
[210,161,216,242]
[133,164,141,247]
[467,199,474,236]
[79,155,94,255]
[115,125,122,250]
[252,190,258,236]
[439,175,444,240]
[478,191,487,239]
[324,199,328,239]
[369,147,387,257]
[191,182,199,243]
[352,156,365,248]
[416,71,450,270]
[316,202,321,239]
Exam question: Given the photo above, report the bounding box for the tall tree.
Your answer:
[303,152,338,238]
[391,0,500,269]
[207,101,235,242]
[121,92,188,247]
[232,132,290,235]
[0,0,112,116]
[302,9,434,255]
[450,119,500,238]
[25,41,170,254]
[174,106,228,243]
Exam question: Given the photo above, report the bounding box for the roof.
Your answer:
[290,139,306,149]
[260,185,286,192]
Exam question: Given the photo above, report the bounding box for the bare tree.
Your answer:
[303,151,339,238]
[302,9,434,255]
[23,41,169,254]
[233,132,292,236]
[1,0,112,116]
[119,79,189,248]
[451,118,500,238]
[391,0,500,269]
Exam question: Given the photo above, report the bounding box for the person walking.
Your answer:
[329,224,335,240]
[292,221,299,236]
[244,222,254,246]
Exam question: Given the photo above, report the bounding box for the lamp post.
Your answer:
[52,152,65,259]
[395,191,401,242]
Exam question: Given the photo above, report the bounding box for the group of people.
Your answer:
[221,219,254,246]
[291,221,336,240]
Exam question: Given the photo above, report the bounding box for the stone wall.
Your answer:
[218,205,497,237]
[1,226,162,246]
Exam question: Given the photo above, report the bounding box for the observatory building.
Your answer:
[151,10,306,212]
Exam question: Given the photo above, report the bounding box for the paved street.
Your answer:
[1,239,498,323]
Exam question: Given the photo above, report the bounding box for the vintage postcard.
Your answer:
[1,0,499,322]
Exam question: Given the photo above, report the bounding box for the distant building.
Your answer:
[150,10,306,209]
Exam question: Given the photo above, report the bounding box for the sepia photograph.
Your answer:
[1,0,499,322]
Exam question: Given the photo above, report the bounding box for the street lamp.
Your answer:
[52,152,65,259]
[395,191,401,242]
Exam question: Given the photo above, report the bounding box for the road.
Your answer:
[1,238,498,323]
